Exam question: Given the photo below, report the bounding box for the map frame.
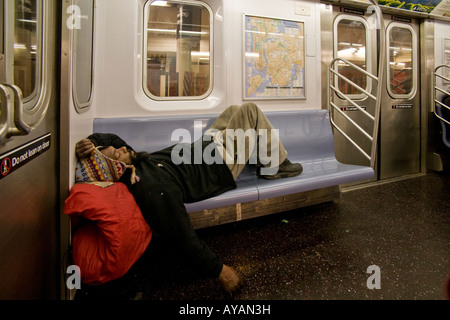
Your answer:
[243,14,306,100]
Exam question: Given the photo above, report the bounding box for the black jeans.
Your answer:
[130,169,223,279]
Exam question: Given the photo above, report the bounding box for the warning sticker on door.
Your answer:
[392,104,413,109]
[0,133,51,180]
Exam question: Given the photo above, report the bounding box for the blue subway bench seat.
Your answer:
[93,109,374,229]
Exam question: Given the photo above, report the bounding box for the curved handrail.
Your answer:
[0,84,12,144]
[329,57,378,161]
[433,65,450,126]
[0,83,31,143]
[3,84,31,137]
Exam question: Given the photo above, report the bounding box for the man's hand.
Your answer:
[76,139,95,159]
[218,264,243,294]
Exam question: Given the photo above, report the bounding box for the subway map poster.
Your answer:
[243,15,306,100]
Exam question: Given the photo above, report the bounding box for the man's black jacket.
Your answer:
[87,133,236,277]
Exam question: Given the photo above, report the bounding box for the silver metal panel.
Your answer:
[0,1,60,299]
[379,16,421,180]
[422,20,438,172]
[321,3,334,111]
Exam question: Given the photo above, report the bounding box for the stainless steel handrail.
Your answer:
[433,65,450,126]
[3,84,31,137]
[328,58,379,161]
[0,83,31,144]
[0,84,13,144]
[328,0,385,169]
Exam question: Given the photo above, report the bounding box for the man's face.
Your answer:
[100,146,135,165]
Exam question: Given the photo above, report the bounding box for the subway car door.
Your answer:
[323,5,379,182]
[0,1,60,299]
[379,16,421,180]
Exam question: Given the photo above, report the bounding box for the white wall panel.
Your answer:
[89,0,322,118]
[224,0,321,112]
[434,20,450,67]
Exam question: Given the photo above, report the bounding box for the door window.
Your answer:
[334,15,370,98]
[387,23,417,99]
[0,0,52,134]
[13,0,40,102]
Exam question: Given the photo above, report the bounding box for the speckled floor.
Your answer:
[75,172,450,301]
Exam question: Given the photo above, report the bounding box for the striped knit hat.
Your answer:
[75,147,138,184]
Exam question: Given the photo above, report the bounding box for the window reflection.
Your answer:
[14,0,39,100]
[145,0,212,99]
[73,0,94,110]
[336,19,367,95]
[388,26,413,96]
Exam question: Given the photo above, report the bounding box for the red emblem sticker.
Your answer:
[1,157,11,177]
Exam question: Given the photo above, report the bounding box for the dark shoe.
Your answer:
[259,159,303,180]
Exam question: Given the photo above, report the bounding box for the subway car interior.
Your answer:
[0,0,450,303]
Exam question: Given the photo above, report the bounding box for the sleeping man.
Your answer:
[75,103,303,293]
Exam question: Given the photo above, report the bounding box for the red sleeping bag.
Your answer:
[64,182,152,285]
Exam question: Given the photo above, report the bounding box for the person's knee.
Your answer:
[240,103,259,121]
[226,105,240,115]
[241,102,258,113]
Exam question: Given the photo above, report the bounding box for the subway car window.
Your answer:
[14,0,40,102]
[72,0,94,112]
[445,39,450,66]
[445,38,450,90]
[335,17,368,96]
[387,24,415,98]
[144,0,212,100]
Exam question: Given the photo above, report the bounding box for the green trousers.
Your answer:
[206,103,288,179]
